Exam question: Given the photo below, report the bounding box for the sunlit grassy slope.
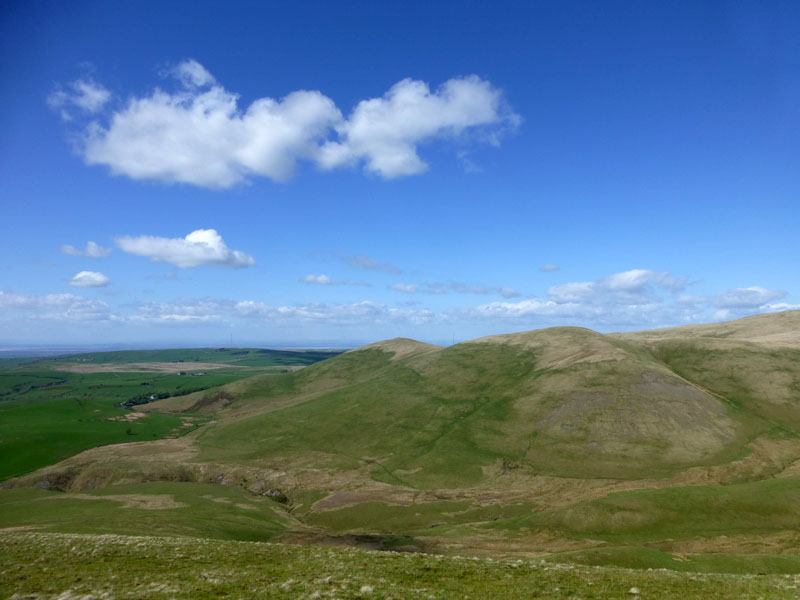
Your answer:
[195,319,800,484]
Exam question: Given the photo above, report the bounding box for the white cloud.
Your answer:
[68,271,110,288]
[389,281,520,298]
[53,60,518,187]
[539,264,560,272]
[390,283,420,293]
[463,269,695,328]
[115,229,255,268]
[0,291,109,320]
[3,274,794,336]
[457,151,483,174]
[127,298,435,327]
[318,76,520,178]
[48,78,110,120]
[547,269,686,305]
[60,241,112,258]
[301,274,370,286]
[603,269,686,292]
[451,282,521,298]
[344,253,402,274]
[129,299,232,325]
[715,286,786,308]
[173,58,215,88]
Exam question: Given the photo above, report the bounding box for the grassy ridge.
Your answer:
[3,531,799,599]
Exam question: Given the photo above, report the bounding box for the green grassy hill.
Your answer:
[192,324,775,484]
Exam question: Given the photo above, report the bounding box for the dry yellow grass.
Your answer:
[467,326,631,369]
[613,309,800,348]
[347,337,442,361]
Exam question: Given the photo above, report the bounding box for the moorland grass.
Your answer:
[3,531,800,599]
[486,476,800,544]
[545,546,800,574]
[306,499,537,533]
[0,482,293,541]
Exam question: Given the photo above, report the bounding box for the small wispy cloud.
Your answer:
[0,290,110,320]
[546,269,686,305]
[344,254,401,274]
[301,274,370,286]
[115,229,255,268]
[48,78,110,121]
[457,151,483,173]
[390,283,420,294]
[390,281,520,298]
[714,286,786,308]
[539,264,560,272]
[68,271,110,288]
[60,241,112,258]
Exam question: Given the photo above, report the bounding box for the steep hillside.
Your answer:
[614,311,800,430]
[195,325,745,484]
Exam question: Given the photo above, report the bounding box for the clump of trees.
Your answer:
[118,386,210,408]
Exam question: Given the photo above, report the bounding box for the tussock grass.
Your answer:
[546,546,800,574]
[3,531,800,599]
[488,476,800,545]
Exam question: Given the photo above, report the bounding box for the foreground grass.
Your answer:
[3,532,800,599]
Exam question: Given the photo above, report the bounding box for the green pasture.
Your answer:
[26,347,339,367]
[0,347,338,480]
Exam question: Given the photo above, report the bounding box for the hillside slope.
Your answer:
[193,323,767,485]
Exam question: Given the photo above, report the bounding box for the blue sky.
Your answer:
[1,0,798,348]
